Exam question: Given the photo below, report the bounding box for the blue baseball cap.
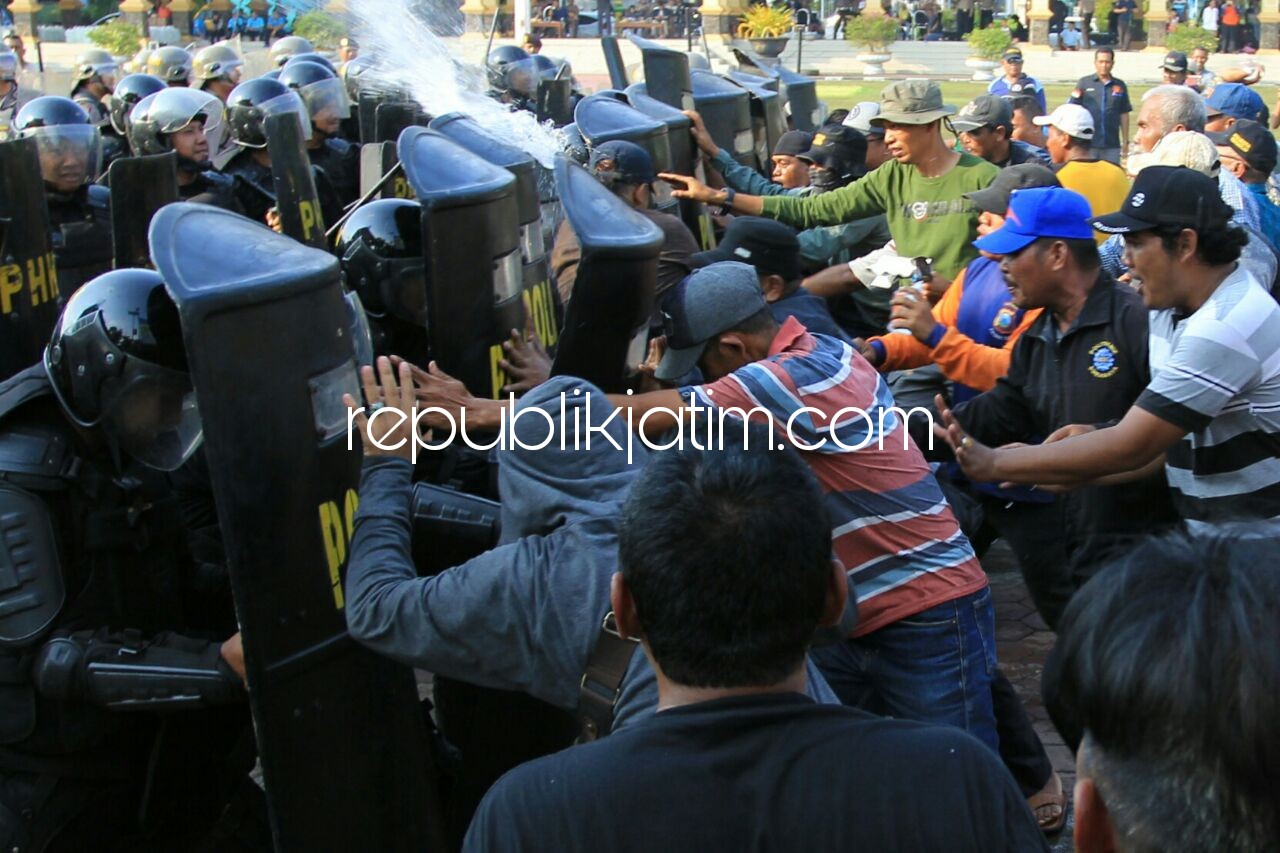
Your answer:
[972,186,1095,255]
[589,139,656,186]
[1204,83,1267,123]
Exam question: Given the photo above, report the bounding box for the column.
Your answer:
[700,0,751,39]
[168,0,195,35]
[1145,0,1169,47]
[1260,0,1279,49]
[118,0,150,34]
[459,0,501,36]
[6,0,45,38]
[1026,0,1052,45]
[57,0,81,27]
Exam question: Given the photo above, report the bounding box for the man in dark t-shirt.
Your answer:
[464,427,1047,853]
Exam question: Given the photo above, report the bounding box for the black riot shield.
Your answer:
[107,152,179,269]
[624,85,716,250]
[600,35,629,90]
[357,90,380,145]
[148,202,443,853]
[775,65,824,132]
[626,33,694,112]
[574,93,677,218]
[0,137,59,381]
[428,113,560,357]
[728,73,786,175]
[691,70,754,168]
[375,101,427,144]
[265,111,328,250]
[359,141,414,200]
[535,77,574,127]
[398,127,520,400]
[551,155,662,393]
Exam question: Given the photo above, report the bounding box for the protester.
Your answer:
[1189,45,1216,91]
[1051,531,1280,853]
[1211,120,1280,246]
[1203,82,1268,132]
[1008,94,1048,148]
[1160,50,1189,85]
[952,94,1052,168]
[464,429,1047,853]
[987,48,1046,111]
[841,100,889,169]
[946,167,1280,531]
[1036,104,1129,242]
[1068,47,1131,164]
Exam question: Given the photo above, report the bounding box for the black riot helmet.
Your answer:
[486,44,530,91]
[44,268,203,472]
[335,199,426,325]
[146,45,194,86]
[283,52,338,75]
[340,54,376,101]
[279,60,350,135]
[225,76,309,149]
[108,73,166,136]
[15,96,103,192]
[126,87,226,165]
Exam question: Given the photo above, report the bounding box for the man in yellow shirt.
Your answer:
[1036,104,1128,244]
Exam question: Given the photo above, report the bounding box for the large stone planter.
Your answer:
[747,37,789,57]
[965,57,1000,81]
[857,52,892,80]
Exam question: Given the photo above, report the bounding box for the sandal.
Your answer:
[1027,771,1067,834]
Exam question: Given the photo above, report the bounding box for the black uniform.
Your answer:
[0,367,260,852]
[221,148,343,228]
[45,185,113,296]
[307,136,359,207]
[953,275,1177,580]
[178,168,243,213]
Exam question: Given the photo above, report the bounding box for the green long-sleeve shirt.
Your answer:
[760,154,999,280]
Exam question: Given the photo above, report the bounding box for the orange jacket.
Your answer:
[869,263,1041,393]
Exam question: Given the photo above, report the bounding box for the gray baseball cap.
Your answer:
[951,94,1014,133]
[656,261,768,381]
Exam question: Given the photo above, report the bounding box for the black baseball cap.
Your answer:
[963,163,1060,214]
[799,125,867,169]
[692,217,800,282]
[1091,165,1233,234]
[773,130,813,158]
[1001,48,1024,63]
[1160,50,1188,72]
[1210,120,1278,175]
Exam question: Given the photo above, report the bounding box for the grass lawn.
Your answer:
[815,80,1280,136]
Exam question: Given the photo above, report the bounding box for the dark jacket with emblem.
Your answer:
[952,275,1177,568]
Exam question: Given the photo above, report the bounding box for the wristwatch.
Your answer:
[717,187,736,216]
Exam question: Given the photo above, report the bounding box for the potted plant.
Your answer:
[844,12,899,80]
[963,25,1011,81]
[737,4,794,59]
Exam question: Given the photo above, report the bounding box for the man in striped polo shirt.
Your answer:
[946,167,1280,530]
[623,261,997,750]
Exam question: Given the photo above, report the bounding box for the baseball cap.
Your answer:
[1033,103,1095,140]
[870,79,955,126]
[1210,120,1278,175]
[656,262,768,381]
[798,124,867,175]
[842,101,885,138]
[964,163,1060,215]
[589,140,656,186]
[1001,48,1024,63]
[1161,50,1188,72]
[1091,165,1233,234]
[692,217,800,281]
[972,187,1094,255]
[1204,83,1267,122]
[951,94,1014,133]
[773,130,814,158]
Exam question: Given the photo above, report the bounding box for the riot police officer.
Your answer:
[268,34,314,68]
[192,42,244,103]
[219,76,341,227]
[279,60,358,205]
[146,44,193,87]
[13,96,112,296]
[486,44,530,103]
[105,72,165,142]
[0,49,28,140]
[0,269,254,851]
[127,86,241,211]
[68,48,117,127]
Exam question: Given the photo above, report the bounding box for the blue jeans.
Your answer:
[810,587,999,752]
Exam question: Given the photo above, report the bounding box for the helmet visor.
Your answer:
[22,124,103,189]
[255,90,310,146]
[100,362,203,472]
[135,87,228,155]
[504,58,540,97]
[298,77,351,127]
[344,291,375,368]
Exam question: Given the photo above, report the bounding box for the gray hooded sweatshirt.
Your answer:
[345,376,837,731]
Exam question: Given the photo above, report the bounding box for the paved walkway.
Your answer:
[985,541,1076,850]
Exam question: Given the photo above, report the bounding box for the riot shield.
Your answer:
[148,202,443,853]
[398,127,520,401]
[626,33,694,112]
[535,77,574,127]
[600,35,629,90]
[107,152,179,269]
[265,111,328,250]
[624,85,716,250]
[551,155,662,393]
[728,73,786,175]
[375,101,427,145]
[357,90,380,145]
[359,141,414,200]
[775,65,824,132]
[574,94,676,217]
[691,70,754,168]
[0,137,59,381]
[428,114,560,357]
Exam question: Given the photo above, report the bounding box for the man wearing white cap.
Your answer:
[1035,103,1129,244]
[842,101,888,169]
